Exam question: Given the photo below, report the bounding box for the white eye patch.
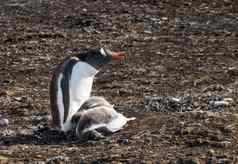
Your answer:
[100,48,107,57]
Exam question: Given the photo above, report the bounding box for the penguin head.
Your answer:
[71,112,82,127]
[77,48,126,69]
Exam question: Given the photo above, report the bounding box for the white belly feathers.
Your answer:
[59,62,98,132]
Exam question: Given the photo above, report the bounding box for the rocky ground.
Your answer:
[0,0,238,163]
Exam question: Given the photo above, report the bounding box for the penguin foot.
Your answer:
[77,130,105,142]
[91,130,106,140]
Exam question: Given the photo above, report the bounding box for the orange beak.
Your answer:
[111,52,126,61]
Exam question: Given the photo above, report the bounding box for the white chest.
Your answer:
[68,62,98,118]
[70,62,98,100]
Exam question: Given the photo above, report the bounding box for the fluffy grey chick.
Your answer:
[71,97,135,140]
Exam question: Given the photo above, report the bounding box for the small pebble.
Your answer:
[207,149,215,156]
[223,98,233,103]
[46,156,69,164]
[117,138,130,145]
[213,101,230,106]
[0,117,9,128]
[171,97,181,102]
[218,158,231,164]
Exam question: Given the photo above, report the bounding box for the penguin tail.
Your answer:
[126,117,136,121]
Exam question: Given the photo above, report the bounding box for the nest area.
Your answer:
[0,0,238,163]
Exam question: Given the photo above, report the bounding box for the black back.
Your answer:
[50,56,78,128]
[61,58,78,122]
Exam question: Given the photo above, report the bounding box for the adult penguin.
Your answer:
[50,48,126,132]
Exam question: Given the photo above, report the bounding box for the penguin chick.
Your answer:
[71,97,135,141]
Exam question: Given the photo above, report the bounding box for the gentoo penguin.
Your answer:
[50,48,126,132]
[71,96,136,140]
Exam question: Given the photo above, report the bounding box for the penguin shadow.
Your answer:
[1,126,113,146]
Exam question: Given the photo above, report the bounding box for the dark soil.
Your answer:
[1,0,238,163]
